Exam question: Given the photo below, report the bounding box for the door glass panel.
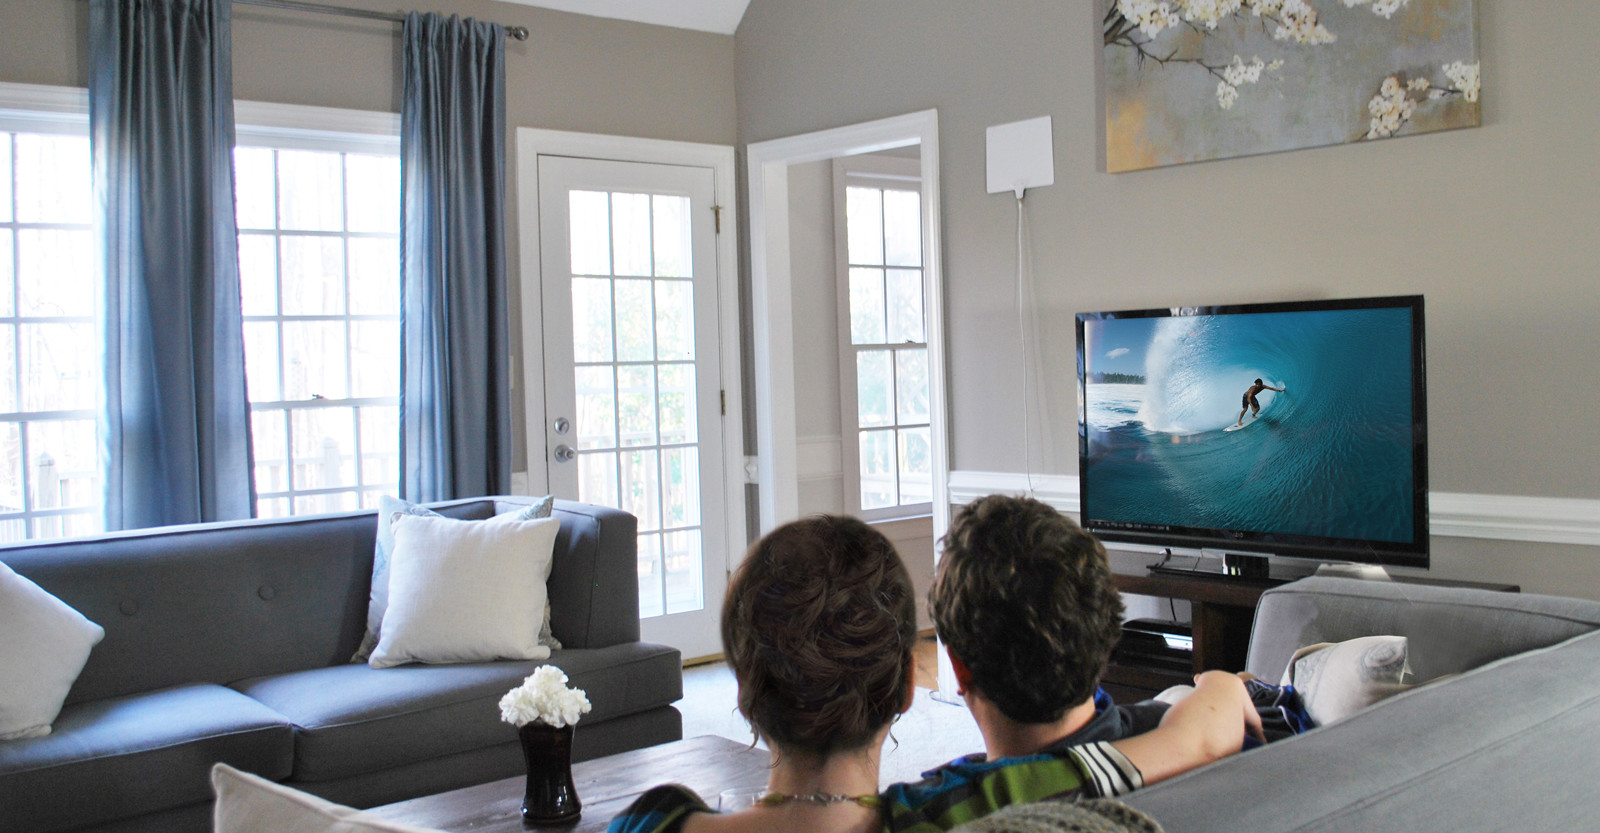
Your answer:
[657,364,696,445]
[569,191,611,276]
[886,269,924,344]
[571,278,614,363]
[849,268,886,345]
[614,279,654,362]
[652,195,691,278]
[883,189,922,267]
[579,451,619,508]
[611,192,652,277]
[637,532,664,618]
[663,529,703,615]
[846,186,883,266]
[661,446,701,527]
[574,365,617,450]
[617,365,658,447]
[857,350,893,427]
[654,280,694,361]
[621,448,660,531]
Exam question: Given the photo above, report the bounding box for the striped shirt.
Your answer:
[604,741,1142,833]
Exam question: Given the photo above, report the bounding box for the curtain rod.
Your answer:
[234,0,531,40]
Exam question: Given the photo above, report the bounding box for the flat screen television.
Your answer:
[1076,295,1428,571]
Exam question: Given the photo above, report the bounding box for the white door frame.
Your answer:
[745,109,950,538]
[515,128,746,573]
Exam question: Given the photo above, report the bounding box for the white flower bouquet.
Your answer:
[499,665,592,729]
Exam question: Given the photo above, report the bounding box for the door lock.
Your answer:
[553,444,576,463]
[553,417,571,435]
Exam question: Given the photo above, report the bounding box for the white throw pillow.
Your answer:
[212,763,444,833]
[0,560,105,740]
[368,514,560,669]
[1281,634,1411,726]
[353,495,555,662]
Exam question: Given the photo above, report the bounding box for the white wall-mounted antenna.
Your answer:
[986,116,1055,497]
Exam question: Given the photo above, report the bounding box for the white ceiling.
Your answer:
[498,0,751,35]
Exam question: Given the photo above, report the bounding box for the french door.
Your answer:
[536,155,729,659]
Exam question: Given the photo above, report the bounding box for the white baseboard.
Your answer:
[946,471,1600,548]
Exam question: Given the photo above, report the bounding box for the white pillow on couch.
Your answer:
[368,513,560,669]
[213,763,443,833]
[0,560,105,740]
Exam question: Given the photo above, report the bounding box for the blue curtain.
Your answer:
[89,0,254,530]
[400,13,512,502]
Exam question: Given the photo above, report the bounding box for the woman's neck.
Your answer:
[764,739,883,799]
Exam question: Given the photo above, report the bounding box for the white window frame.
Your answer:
[833,154,931,521]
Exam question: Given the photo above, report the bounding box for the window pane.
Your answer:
[256,497,292,519]
[282,321,348,400]
[277,150,344,231]
[856,349,893,428]
[898,427,932,505]
[359,405,399,488]
[28,419,96,510]
[661,446,700,527]
[571,278,614,363]
[346,237,399,315]
[0,134,11,223]
[17,229,92,317]
[637,532,663,619]
[886,268,925,344]
[280,236,345,315]
[883,188,922,267]
[654,280,694,361]
[243,321,281,402]
[614,279,654,362]
[896,348,930,423]
[652,195,691,278]
[849,268,886,345]
[846,186,883,266]
[21,323,95,411]
[0,324,14,413]
[617,365,657,447]
[234,147,276,230]
[579,450,618,507]
[349,320,398,398]
[345,154,400,233]
[859,429,896,509]
[252,411,289,494]
[574,365,616,450]
[238,234,278,316]
[611,192,651,277]
[663,529,703,615]
[14,134,90,224]
[0,422,19,511]
[291,407,356,490]
[295,492,358,516]
[0,229,13,316]
[620,448,660,531]
[569,191,610,276]
[657,363,696,445]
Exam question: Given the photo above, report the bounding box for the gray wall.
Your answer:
[0,0,737,475]
[735,1,1600,598]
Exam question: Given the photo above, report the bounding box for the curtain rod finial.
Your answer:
[508,25,529,41]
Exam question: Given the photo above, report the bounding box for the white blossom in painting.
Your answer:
[1443,60,1480,102]
[1344,0,1412,18]
[1362,59,1480,139]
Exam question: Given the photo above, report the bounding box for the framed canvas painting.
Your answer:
[1103,0,1481,172]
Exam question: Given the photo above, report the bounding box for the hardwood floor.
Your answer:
[913,634,940,692]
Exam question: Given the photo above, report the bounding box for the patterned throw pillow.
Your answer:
[352,495,555,662]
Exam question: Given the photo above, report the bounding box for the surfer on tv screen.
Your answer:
[1235,378,1284,427]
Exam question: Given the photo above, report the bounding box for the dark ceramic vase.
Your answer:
[518,722,581,825]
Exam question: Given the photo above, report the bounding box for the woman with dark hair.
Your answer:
[607,515,1258,833]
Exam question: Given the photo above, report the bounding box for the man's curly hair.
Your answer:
[929,495,1124,724]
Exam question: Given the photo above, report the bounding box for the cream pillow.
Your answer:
[0,560,105,740]
[368,514,560,669]
[212,763,444,833]
[1281,634,1411,726]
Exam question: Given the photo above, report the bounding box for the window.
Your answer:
[233,111,401,518]
[0,110,100,542]
[834,155,931,519]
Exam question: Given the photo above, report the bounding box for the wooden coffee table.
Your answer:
[365,735,770,833]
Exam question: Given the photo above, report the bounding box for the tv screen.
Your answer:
[1076,295,1428,569]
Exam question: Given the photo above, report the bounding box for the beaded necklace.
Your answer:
[754,791,884,809]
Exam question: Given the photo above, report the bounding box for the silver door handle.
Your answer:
[553,444,576,463]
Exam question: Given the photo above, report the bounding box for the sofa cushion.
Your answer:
[0,559,105,740]
[1125,627,1600,832]
[0,684,294,833]
[232,642,682,783]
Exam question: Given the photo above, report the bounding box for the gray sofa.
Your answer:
[0,497,684,833]
[1117,576,1600,831]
